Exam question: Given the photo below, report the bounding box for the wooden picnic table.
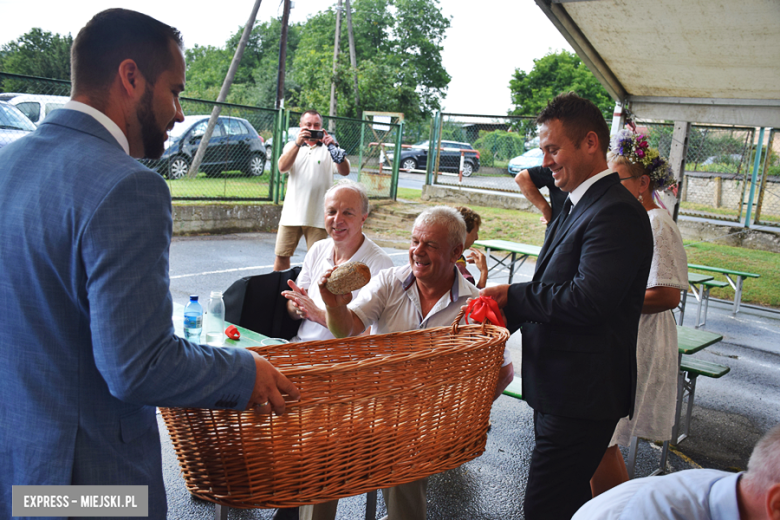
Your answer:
[688,263,761,315]
[473,239,542,284]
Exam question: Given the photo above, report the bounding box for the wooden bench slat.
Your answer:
[688,264,760,278]
[680,356,730,378]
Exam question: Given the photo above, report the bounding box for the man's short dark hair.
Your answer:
[300,110,323,124]
[71,9,183,105]
[536,92,610,155]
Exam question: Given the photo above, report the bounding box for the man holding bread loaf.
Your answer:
[299,206,514,520]
[282,180,393,343]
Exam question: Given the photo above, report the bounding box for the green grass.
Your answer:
[684,241,780,308]
[166,171,272,200]
[370,195,780,309]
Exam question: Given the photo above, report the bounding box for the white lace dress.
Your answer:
[611,208,688,446]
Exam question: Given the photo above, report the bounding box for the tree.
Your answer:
[288,0,451,123]
[184,19,302,107]
[509,50,613,136]
[183,0,450,123]
[0,29,72,92]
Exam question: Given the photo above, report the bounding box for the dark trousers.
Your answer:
[524,410,619,520]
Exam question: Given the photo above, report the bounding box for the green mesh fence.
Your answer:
[638,120,757,223]
[429,113,537,192]
[283,111,402,202]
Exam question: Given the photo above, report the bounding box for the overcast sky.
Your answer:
[0,0,573,115]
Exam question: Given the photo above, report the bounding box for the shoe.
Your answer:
[272,507,299,520]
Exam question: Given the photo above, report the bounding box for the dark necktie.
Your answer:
[546,197,573,244]
[559,197,573,225]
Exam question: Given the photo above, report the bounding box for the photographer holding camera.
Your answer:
[274,110,350,271]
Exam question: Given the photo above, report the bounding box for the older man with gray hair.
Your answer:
[283,179,393,343]
[573,423,780,520]
[300,205,514,520]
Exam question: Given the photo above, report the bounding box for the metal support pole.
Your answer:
[425,112,439,187]
[668,122,691,223]
[357,115,366,182]
[610,101,625,135]
[743,127,766,228]
[390,121,403,201]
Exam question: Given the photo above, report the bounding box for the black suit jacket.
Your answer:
[506,173,653,421]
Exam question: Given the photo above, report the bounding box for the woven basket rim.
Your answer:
[251,322,508,376]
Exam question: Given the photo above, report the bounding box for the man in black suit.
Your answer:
[482,92,653,520]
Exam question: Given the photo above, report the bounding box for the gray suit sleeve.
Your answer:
[82,169,256,409]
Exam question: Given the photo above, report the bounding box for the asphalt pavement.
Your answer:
[163,232,780,519]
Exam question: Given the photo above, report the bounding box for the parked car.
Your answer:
[385,140,481,176]
[265,126,300,157]
[507,148,544,175]
[0,101,36,150]
[140,115,266,179]
[0,93,69,126]
[702,154,743,166]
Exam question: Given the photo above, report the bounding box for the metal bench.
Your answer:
[687,264,760,315]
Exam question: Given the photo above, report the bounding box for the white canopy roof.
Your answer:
[535,0,780,126]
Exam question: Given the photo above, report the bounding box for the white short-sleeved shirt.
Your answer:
[350,264,512,367]
[572,469,741,520]
[279,141,341,228]
[292,235,393,343]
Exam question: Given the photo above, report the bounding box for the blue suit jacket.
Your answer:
[0,109,257,519]
[505,173,653,421]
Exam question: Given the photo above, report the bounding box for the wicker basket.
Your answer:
[161,317,509,509]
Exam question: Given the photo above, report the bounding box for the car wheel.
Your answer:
[244,153,266,177]
[461,161,474,177]
[168,156,189,180]
[401,158,417,171]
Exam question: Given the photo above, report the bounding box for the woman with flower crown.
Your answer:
[590,129,689,496]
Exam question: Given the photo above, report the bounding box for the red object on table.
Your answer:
[225,325,240,340]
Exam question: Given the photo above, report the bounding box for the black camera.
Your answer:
[307,129,324,140]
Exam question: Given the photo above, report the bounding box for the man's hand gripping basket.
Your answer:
[161,308,509,509]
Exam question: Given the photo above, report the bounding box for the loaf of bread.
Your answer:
[325,261,371,295]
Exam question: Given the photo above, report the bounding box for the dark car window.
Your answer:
[191,120,223,138]
[226,119,248,136]
[0,104,37,131]
[15,102,40,122]
[44,103,65,114]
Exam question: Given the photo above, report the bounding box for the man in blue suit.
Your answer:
[482,93,653,520]
[0,9,299,519]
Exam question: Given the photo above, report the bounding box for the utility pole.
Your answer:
[328,0,343,133]
[276,0,292,109]
[187,0,263,178]
[345,0,360,113]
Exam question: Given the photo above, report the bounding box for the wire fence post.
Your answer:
[744,127,766,228]
[390,120,403,201]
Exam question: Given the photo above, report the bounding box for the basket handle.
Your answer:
[451,308,489,335]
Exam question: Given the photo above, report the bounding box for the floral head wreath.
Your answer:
[610,129,675,192]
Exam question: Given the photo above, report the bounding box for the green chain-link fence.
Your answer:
[751,130,779,227]
[283,110,402,202]
[636,120,767,224]
[428,113,536,192]
[1,72,403,203]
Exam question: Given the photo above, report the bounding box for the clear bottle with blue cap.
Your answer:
[183,295,203,339]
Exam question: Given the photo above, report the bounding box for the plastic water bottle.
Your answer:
[183,295,203,340]
[204,291,225,345]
